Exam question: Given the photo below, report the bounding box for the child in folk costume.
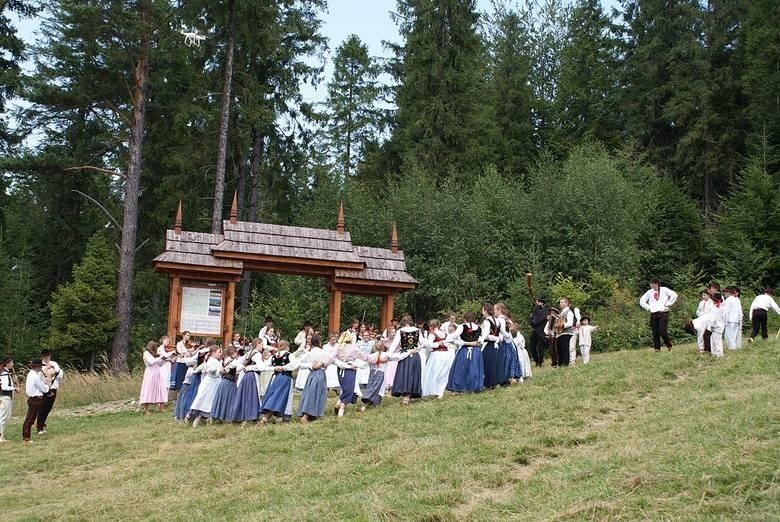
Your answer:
[723,287,743,349]
[509,323,532,379]
[708,293,726,357]
[748,288,780,342]
[0,355,19,442]
[325,332,343,394]
[355,329,374,393]
[390,315,428,405]
[446,312,485,393]
[331,336,368,417]
[695,290,715,353]
[210,346,240,422]
[576,317,599,365]
[361,341,414,410]
[421,320,456,399]
[139,341,167,414]
[481,303,506,388]
[495,303,522,383]
[297,335,335,423]
[173,346,202,421]
[188,345,224,426]
[259,341,298,423]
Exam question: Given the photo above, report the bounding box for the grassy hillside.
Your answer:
[1,342,778,521]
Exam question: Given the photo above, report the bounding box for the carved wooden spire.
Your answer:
[336,199,345,234]
[390,222,399,253]
[229,191,238,224]
[174,200,182,235]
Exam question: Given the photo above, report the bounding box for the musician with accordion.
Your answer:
[544,299,576,367]
[37,350,62,435]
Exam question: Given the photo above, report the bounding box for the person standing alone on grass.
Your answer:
[639,278,678,351]
[0,355,19,442]
[37,350,62,435]
[23,359,51,444]
[748,288,780,342]
[723,286,743,349]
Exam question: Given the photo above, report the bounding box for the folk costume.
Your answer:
[421,327,456,399]
[210,355,240,421]
[355,337,374,388]
[723,293,743,349]
[512,332,533,378]
[446,322,485,393]
[577,325,597,365]
[481,316,506,388]
[139,350,167,406]
[173,352,200,420]
[361,351,411,407]
[260,351,296,420]
[23,361,49,442]
[188,357,223,422]
[296,346,334,420]
[546,307,575,367]
[696,296,715,353]
[528,304,549,367]
[748,290,780,341]
[567,307,582,365]
[333,343,367,409]
[37,354,62,434]
[639,286,678,351]
[390,326,425,399]
[170,338,190,390]
[0,358,15,441]
[157,344,173,403]
[228,350,267,423]
[497,315,521,381]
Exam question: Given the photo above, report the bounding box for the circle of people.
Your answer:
[138,299,599,425]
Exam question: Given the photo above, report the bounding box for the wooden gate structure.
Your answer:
[153,194,417,345]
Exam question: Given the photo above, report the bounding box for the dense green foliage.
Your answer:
[0,0,778,367]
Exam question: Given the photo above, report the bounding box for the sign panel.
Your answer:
[180,285,223,335]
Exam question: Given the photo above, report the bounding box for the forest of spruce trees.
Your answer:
[0,0,778,370]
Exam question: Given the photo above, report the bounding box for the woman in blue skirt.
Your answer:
[173,349,203,421]
[297,335,332,423]
[259,341,296,423]
[446,312,485,393]
[481,302,506,389]
[496,303,522,383]
[391,315,427,405]
[210,346,240,422]
[228,344,266,424]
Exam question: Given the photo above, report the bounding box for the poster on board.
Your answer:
[180,286,223,335]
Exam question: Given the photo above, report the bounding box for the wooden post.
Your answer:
[222,282,236,346]
[167,276,182,341]
[380,293,394,331]
[329,288,342,334]
[390,222,398,253]
[174,200,182,235]
[229,191,238,224]
[336,199,345,235]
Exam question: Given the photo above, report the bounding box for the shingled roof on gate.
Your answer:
[211,220,364,265]
[153,230,243,270]
[335,246,417,286]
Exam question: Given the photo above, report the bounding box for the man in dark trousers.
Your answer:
[37,350,62,435]
[528,297,550,367]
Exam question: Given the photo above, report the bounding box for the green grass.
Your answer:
[1,342,778,521]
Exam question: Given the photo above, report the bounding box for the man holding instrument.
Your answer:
[37,350,62,435]
[0,355,19,442]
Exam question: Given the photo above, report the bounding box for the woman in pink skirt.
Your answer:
[140,341,167,414]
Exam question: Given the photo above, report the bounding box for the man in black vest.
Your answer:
[528,298,550,367]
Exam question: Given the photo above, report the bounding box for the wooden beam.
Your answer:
[212,250,364,271]
[222,282,236,346]
[328,288,342,334]
[167,276,182,341]
[380,293,394,331]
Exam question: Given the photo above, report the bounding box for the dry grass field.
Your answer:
[1,341,778,521]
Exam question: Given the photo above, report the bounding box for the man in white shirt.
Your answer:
[639,278,678,351]
[0,355,19,442]
[722,286,743,349]
[37,350,62,435]
[748,287,780,342]
[23,359,51,443]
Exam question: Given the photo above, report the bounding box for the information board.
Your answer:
[180,285,223,335]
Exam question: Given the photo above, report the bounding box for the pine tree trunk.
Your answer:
[239,129,263,314]
[211,3,236,234]
[110,2,150,373]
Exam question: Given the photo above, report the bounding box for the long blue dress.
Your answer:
[447,323,485,393]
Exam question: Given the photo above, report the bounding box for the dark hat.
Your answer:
[0,355,11,366]
[29,358,43,368]
[712,292,723,303]
[762,287,774,295]
[549,307,560,314]
[39,350,52,358]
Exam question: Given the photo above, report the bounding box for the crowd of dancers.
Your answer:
[138,302,553,424]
